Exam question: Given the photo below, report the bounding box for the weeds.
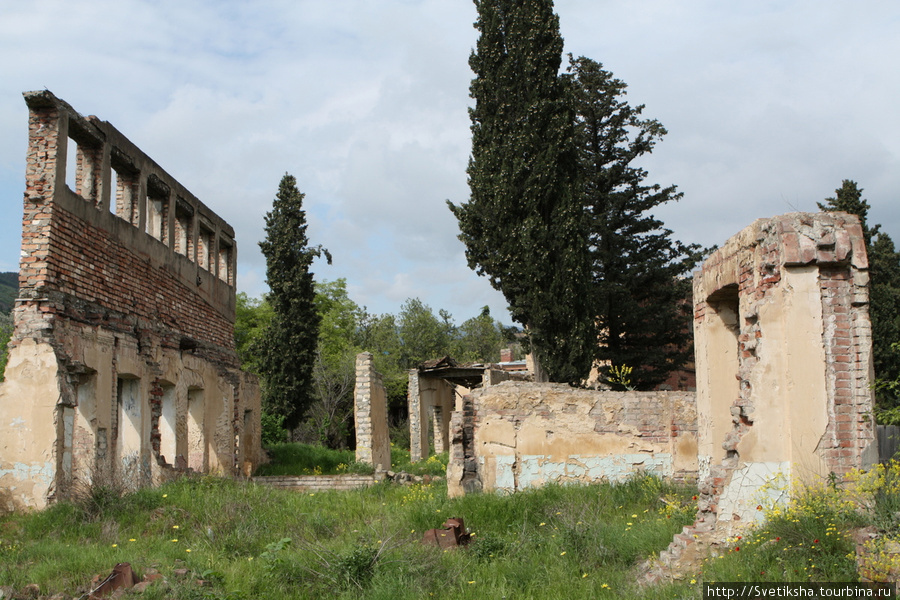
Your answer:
[68,455,145,521]
[333,545,380,588]
[468,533,506,561]
[255,443,357,476]
[392,450,448,477]
[701,462,900,585]
[0,474,695,599]
[255,442,447,478]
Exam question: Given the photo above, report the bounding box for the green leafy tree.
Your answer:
[453,306,509,363]
[306,279,366,448]
[450,0,594,384]
[357,311,408,408]
[569,56,702,389]
[819,180,900,405]
[0,272,17,314]
[234,292,273,374]
[315,279,365,366]
[256,174,331,429]
[870,235,900,398]
[817,180,880,245]
[397,298,454,369]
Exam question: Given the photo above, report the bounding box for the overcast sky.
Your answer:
[1,1,898,325]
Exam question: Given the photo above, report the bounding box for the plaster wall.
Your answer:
[0,340,60,508]
[693,212,876,532]
[448,381,697,496]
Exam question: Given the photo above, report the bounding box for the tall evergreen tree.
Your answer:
[449,0,593,383]
[817,180,880,245]
[819,180,900,405]
[256,174,330,429]
[569,56,701,389]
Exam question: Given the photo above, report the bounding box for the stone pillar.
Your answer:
[408,369,428,462]
[693,212,876,533]
[354,352,390,471]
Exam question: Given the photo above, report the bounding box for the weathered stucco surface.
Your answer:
[0,340,59,508]
[448,381,697,497]
[0,91,261,510]
[693,212,876,532]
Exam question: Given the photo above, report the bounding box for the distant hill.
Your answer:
[0,272,17,314]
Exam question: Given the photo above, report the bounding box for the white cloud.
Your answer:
[1,0,899,325]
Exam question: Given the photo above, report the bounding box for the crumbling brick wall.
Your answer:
[447,381,698,497]
[0,91,262,509]
[693,212,876,533]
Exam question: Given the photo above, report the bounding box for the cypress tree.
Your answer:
[450,0,593,383]
[256,174,330,429]
[817,180,880,245]
[569,56,701,389]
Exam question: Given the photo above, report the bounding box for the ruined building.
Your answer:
[693,211,876,531]
[444,211,876,527]
[0,91,262,510]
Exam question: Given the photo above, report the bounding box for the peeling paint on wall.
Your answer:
[693,212,876,535]
[716,462,791,526]
[449,382,697,496]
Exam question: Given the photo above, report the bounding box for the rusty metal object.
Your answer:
[86,563,136,598]
[422,517,471,549]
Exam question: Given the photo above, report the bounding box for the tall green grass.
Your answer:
[700,461,900,586]
[255,442,448,477]
[255,443,359,476]
[6,458,899,598]
[0,474,697,599]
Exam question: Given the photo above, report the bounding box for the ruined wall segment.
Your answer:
[354,352,390,471]
[693,212,876,532]
[408,370,456,462]
[447,381,698,497]
[408,369,426,462]
[0,91,261,510]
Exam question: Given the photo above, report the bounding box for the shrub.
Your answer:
[260,411,288,446]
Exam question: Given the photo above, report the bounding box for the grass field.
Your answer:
[254,443,449,478]
[2,448,898,599]
[0,474,698,599]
